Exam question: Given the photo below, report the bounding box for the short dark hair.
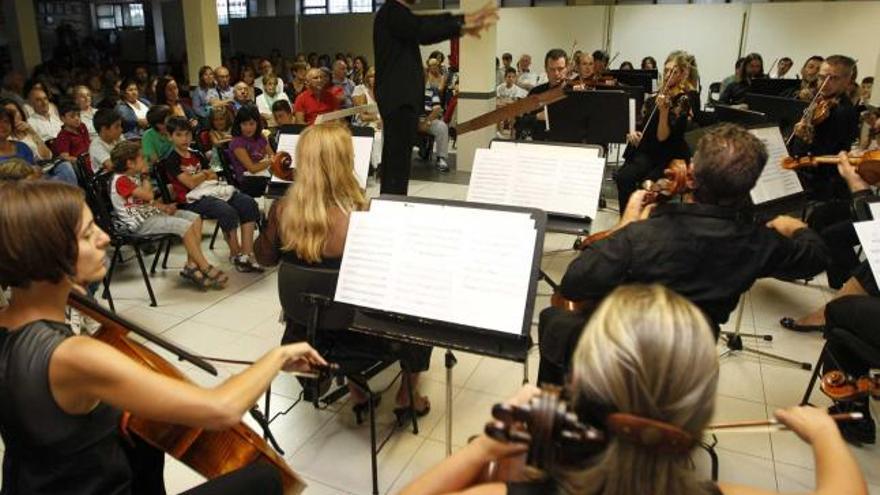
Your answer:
[0,106,14,127]
[232,104,263,137]
[804,55,824,68]
[146,104,171,129]
[110,140,142,173]
[93,108,121,132]
[0,181,85,288]
[271,99,292,114]
[58,99,79,117]
[779,57,793,64]
[592,50,610,63]
[544,48,568,67]
[121,77,139,94]
[154,76,176,106]
[502,52,513,62]
[505,67,517,76]
[165,115,192,135]
[864,77,875,85]
[692,123,768,205]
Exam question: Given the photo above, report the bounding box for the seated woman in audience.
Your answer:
[240,66,258,94]
[163,116,264,273]
[641,56,657,70]
[351,56,369,86]
[401,284,868,495]
[155,76,198,130]
[116,78,151,139]
[256,74,290,128]
[229,104,273,198]
[0,100,77,184]
[1,98,53,161]
[73,85,98,138]
[254,122,431,419]
[353,67,383,171]
[0,179,326,495]
[191,65,218,122]
[0,107,37,165]
[421,61,452,172]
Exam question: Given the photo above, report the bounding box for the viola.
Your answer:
[271,152,295,182]
[68,293,308,495]
[820,370,880,402]
[780,150,880,185]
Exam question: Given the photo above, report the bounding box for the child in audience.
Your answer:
[229,104,273,198]
[271,100,295,127]
[87,108,123,174]
[163,116,263,273]
[256,74,290,128]
[110,140,227,290]
[54,100,91,164]
[141,104,173,167]
[209,105,234,147]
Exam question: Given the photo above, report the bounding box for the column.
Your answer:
[3,0,42,75]
[151,0,167,64]
[872,49,880,107]
[182,0,223,86]
[456,0,497,172]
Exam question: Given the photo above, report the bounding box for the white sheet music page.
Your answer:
[335,202,537,335]
[869,202,880,221]
[854,220,880,281]
[748,126,804,204]
[468,147,604,219]
[351,136,373,190]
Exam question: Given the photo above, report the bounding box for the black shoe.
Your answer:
[393,403,431,426]
[779,317,825,333]
[829,403,875,445]
[352,394,381,425]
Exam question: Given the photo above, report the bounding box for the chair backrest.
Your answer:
[74,153,93,188]
[151,157,175,204]
[708,82,722,105]
[197,129,212,153]
[278,261,355,331]
[87,172,120,238]
[215,141,240,188]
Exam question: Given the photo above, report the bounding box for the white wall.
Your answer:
[496,6,607,66]
[299,14,375,62]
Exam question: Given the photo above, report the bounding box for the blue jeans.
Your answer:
[45,161,78,185]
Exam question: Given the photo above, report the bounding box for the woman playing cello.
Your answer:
[0,180,326,494]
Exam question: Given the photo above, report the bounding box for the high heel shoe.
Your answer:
[393,403,431,426]
[352,395,381,425]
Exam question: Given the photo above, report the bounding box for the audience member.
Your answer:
[641,56,657,70]
[330,60,355,109]
[351,56,369,86]
[515,54,539,91]
[0,157,41,181]
[73,85,98,138]
[771,56,795,79]
[256,74,290,128]
[294,68,341,126]
[54,100,91,163]
[1,99,52,161]
[155,76,198,129]
[116,78,151,139]
[142,105,173,167]
[241,66,258,92]
[191,65,218,121]
[208,105,234,147]
[25,87,62,142]
[286,62,308,102]
[420,70,451,172]
[213,65,235,104]
[254,58,274,92]
[133,65,151,96]
[109,140,227,290]
[88,108,123,173]
[163,116,263,273]
[0,108,36,165]
[229,104,273,198]
[496,67,527,101]
[352,67,383,169]
[232,81,252,113]
[0,72,26,107]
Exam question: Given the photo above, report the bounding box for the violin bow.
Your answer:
[707,412,863,433]
[785,75,830,147]
[638,66,678,141]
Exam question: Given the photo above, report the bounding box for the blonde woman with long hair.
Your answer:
[254,122,432,421]
[402,284,867,495]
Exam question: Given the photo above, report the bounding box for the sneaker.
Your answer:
[829,403,875,445]
[233,254,265,273]
[436,157,449,172]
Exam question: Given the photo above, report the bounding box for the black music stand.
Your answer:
[713,104,768,127]
[744,93,808,139]
[748,79,801,98]
[607,69,658,94]
[544,90,629,147]
[341,196,546,459]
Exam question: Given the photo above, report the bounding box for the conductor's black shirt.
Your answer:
[560,202,830,326]
[373,1,462,114]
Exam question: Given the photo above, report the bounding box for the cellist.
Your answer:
[0,179,326,494]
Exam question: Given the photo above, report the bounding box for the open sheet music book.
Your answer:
[468,143,605,220]
[854,220,880,280]
[335,198,544,337]
[748,126,804,205]
[274,129,372,190]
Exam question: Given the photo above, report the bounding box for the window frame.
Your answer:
[94,2,146,30]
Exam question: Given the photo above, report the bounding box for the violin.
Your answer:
[780,150,880,185]
[68,293,308,495]
[787,77,833,146]
[552,160,692,314]
[820,370,880,402]
[271,152,295,182]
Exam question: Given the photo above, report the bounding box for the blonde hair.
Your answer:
[665,50,699,90]
[562,284,719,495]
[279,122,367,263]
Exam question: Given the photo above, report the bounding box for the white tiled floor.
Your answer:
[2,178,878,494]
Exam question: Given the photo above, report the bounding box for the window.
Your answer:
[96,3,146,30]
[352,0,373,12]
[329,0,350,13]
[302,0,383,15]
[216,0,249,25]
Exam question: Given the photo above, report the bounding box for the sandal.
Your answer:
[180,265,211,291]
[201,265,228,289]
[779,316,825,333]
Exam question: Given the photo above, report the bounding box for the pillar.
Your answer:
[872,48,880,107]
[182,0,223,86]
[151,0,167,64]
[3,0,42,75]
[456,1,497,172]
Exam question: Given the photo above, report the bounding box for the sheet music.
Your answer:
[748,126,804,204]
[271,130,372,189]
[628,98,636,134]
[869,202,880,221]
[468,147,604,220]
[335,203,538,335]
[854,220,880,281]
[490,141,600,159]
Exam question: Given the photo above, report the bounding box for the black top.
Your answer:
[525,82,569,142]
[627,90,702,170]
[373,1,463,113]
[560,202,830,326]
[0,320,131,495]
[719,79,751,105]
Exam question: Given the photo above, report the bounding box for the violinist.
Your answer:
[0,180,327,494]
[399,285,868,495]
[539,124,829,385]
[570,51,595,87]
[616,50,701,209]
[590,50,610,76]
[521,49,569,141]
[789,55,824,100]
[719,52,765,105]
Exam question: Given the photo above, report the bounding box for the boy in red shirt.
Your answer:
[54,100,91,163]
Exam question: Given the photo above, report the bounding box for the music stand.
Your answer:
[713,104,768,127]
[748,79,801,98]
[340,196,546,457]
[545,90,629,146]
[744,93,808,138]
[607,69,658,94]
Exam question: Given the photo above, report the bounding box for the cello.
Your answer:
[68,293,309,495]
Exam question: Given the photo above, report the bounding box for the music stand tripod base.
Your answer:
[445,349,457,457]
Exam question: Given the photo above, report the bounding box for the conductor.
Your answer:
[374,0,498,195]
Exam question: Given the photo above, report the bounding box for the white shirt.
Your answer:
[27,112,63,142]
[517,71,540,90]
[126,100,149,121]
[496,83,528,100]
[89,136,121,174]
[80,107,98,138]
[256,91,291,126]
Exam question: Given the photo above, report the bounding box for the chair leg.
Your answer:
[150,239,164,274]
[369,389,379,495]
[102,247,121,303]
[210,222,221,250]
[162,238,171,269]
[133,245,159,307]
[801,344,827,406]
[102,277,115,312]
[404,372,419,435]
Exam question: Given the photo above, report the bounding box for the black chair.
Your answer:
[801,327,880,405]
[87,172,174,310]
[276,261,420,495]
[708,82,722,106]
[73,153,93,189]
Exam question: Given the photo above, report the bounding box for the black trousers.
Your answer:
[615,151,665,210]
[537,306,591,386]
[823,295,880,377]
[380,105,419,196]
[820,219,860,289]
[238,176,270,199]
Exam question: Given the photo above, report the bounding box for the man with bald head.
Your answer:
[213,66,235,104]
[293,68,342,125]
[232,81,252,113]
[331,60,355,109]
